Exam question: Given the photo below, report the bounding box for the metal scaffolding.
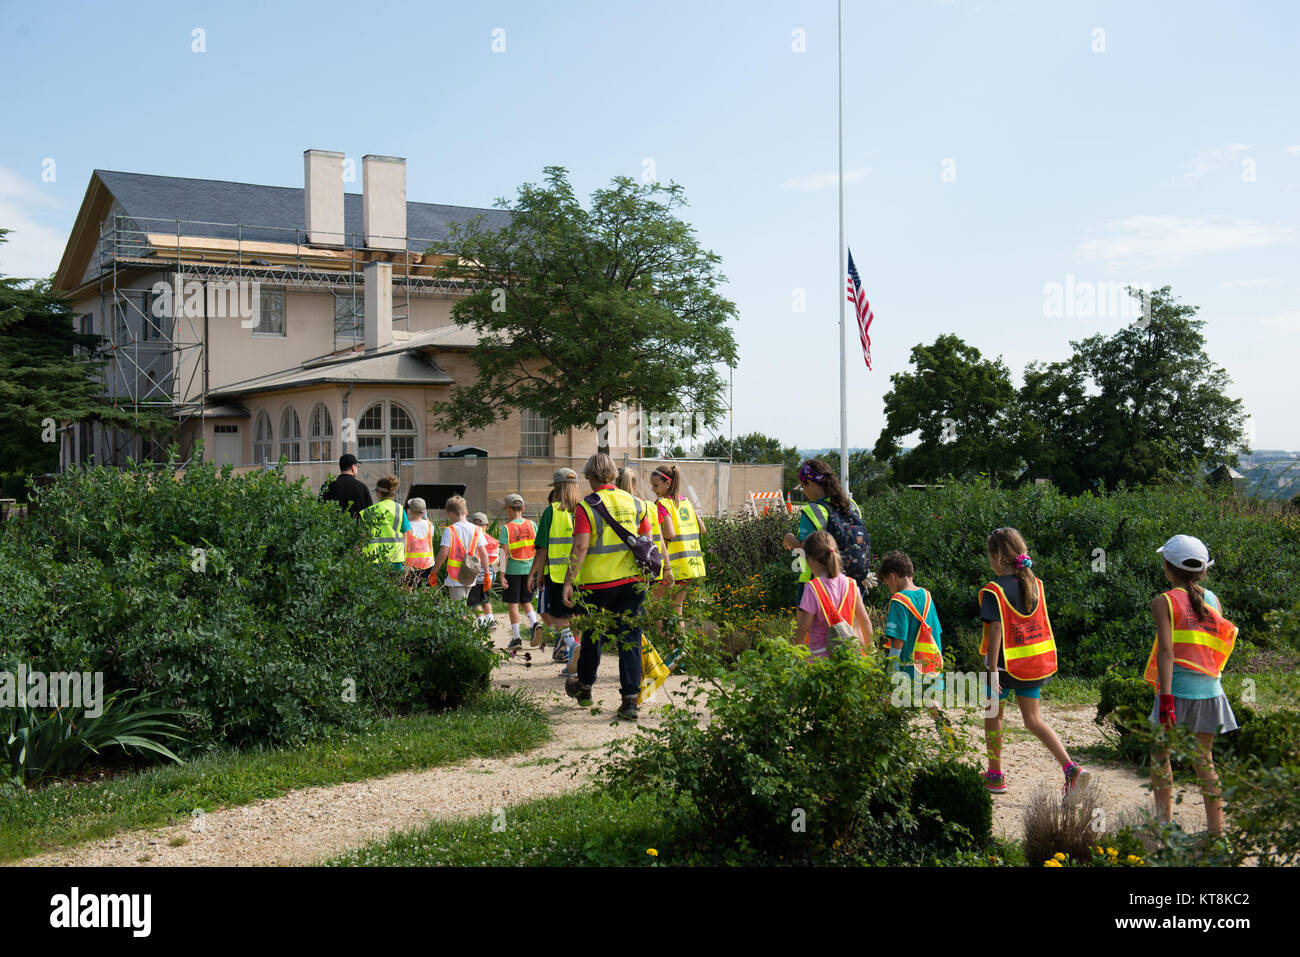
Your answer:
[90,214,477,466]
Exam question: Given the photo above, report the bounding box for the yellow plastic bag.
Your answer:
[639,636,671,705]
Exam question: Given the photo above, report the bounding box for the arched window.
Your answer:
[357,400,418,462]
[279,407,302,462]
[252,411,273,463]
[308,404,334,462]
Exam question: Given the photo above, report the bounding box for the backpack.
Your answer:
[455,525,484,587]
[814,502,872,582]
[808,577,862,650]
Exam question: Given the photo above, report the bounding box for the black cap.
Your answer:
[339,453,359,470]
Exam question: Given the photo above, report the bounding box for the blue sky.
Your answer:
[2,0,1297,450]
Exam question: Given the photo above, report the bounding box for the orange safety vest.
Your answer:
[507,519,536,561]
[1143,587,1237,688]
[979,577,1058,681]
[445,524,485,581]
[484,537,500,566]
[807,577,864,656]
[889,589,943,674]
[405,519,435,570]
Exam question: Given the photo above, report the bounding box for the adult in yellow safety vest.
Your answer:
[781,458,862,604]
[361,474,409,572]
[562,453,651,722]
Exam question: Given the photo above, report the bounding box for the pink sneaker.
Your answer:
[1063,762,1090,797]
[984,770,1007,794]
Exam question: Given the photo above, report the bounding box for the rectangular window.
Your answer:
[254,287,286,337]
[358,436,385,461]
[334,294,363,341]
[521,409,552,457]
[391,436,415,462]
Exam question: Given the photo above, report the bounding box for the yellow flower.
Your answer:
[646,848,658,857]
[1126,854,1143,864]
[1043,859,1062,867]
[1106,847,1118,857]
[1053,852,1067,862]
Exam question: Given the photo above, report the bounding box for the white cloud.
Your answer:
[1172,143,1250,186]
[781,168,870,191]
[0,167,69,281]
[1075,215,1297,271]
[1286,145,1300,156]
[1219,278,1284,288]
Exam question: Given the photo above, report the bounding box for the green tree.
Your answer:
[1017,286,1248,492]
[699,431,803,490]
[0,229,159,478]
[818,449,894,499]
[427,168,739,452]
[872,334,1018,484]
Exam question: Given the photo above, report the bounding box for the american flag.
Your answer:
[846,248,874,371]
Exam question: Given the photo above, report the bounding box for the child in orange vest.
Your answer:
[880,550,948,736]
[404,498,436,589]
[795,531,872,656]
[980,528,1088,796]
[470,512,498,630]
[1146,534,1238,837]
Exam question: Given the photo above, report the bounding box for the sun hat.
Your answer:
[1157,534,1214,572]
[504,493,524,508]
[470,511,489,525]
[551,468,578,485]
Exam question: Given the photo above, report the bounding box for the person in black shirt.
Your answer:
[320,453,372,518]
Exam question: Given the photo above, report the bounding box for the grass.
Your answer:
[326,788,681,867]
[0,689,549,863]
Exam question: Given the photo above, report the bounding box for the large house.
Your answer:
[52,149,637,474]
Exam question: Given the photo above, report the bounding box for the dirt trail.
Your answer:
[15,619,1209,867]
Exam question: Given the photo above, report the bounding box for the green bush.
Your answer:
[601,638,927,862]
[1095,668,1154,763]
[1228,709,1300,767]
[0,457,496,754]
[701,512,797,611]
[909,760,993,851]
[857,479,1300,677]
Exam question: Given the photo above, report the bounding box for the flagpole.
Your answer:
[837,0,849,493]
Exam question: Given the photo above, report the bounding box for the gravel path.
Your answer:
[14,619,1208,866]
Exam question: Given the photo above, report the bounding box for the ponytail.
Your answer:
[804,530,843,578]
[987,527,1038,615]
[652,465,681,500]
[1165,562,1209,620]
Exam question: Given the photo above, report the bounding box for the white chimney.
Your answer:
[364,261,393,351]
[303,149,345,245]
[362,154,406,251]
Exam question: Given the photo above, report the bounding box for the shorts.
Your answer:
[446,583,470,602]
[504,573,535,605]
[545,579,575,619]
[1148,694,1238,735]
[985,672,1045,700]
[467,583,488,606]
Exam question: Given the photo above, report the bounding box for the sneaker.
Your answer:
[506,637,523,652]
[529,621,544,648]
[617,696,639,721]
[564,676,593,707]
[552,637,570,663]
[1063,762,1091,797]
[983,770,1007,794]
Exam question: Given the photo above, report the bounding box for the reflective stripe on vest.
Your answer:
[662,496,706,580]
[808,577,863,655]
[642,497,666,582]
[1143,587,1237,688]
[405,520,435,569]
[889,589,943,673]
[579,489,642,584]
[978,577,1057,681]
[546,507,576,584]
[363,499,406,564]
[507,519,536,560]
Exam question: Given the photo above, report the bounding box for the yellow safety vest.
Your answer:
[362,499,406,564]
[795,497,860,583]
[639,497,666,582]
[578,488,644,585]
[546,507,576,585]
[660,495,706,580]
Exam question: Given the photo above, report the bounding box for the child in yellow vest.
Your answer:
[649,464,706,669]
[980,528,1088,796]
[1146,534,1238,837]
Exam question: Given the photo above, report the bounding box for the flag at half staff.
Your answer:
[846,248,874,371]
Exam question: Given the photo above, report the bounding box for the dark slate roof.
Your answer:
[94,170,511,253]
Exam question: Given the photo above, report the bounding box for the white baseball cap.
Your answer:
[1157,534,1214,572]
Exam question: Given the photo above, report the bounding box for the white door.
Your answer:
[213,425,241,465]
